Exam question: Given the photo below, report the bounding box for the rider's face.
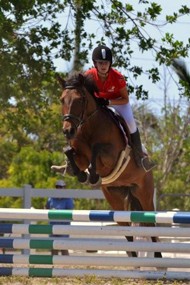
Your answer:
[95,60,110,74]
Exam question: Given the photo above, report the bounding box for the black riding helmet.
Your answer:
[92,45,112,64]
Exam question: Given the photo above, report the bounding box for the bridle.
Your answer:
[61,85,98,131]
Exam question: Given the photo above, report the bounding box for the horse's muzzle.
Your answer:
[63,127,76,140]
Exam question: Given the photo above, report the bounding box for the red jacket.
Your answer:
[85,67,127,100]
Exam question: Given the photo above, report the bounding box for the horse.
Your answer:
[54,72,162,258]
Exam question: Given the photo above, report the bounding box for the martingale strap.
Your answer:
[101,145,131,185]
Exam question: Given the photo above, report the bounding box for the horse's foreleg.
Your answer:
[88,144,101,186]
[64,146,88,183]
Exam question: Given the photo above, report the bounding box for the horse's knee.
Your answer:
[63,146,74,157]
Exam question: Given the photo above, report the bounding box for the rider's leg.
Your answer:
[112,103,156,172]
[130,128,156,171]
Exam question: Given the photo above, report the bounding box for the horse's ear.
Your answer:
[55,73,66,89]
[78,73,85,85]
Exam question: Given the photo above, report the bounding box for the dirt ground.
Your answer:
[0,276,190,285]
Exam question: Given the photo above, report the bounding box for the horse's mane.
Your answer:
[65,72,99,98]
[84,74,99,95]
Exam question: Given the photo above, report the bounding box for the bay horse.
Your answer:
[54,72,162,258]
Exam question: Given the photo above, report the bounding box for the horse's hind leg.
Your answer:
[132,179,162,258]
[151,236,162,258]
[124,234,137,257]
[124,190,142,258]
[102,185,137,257]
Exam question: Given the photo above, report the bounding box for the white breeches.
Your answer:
[111,103,137,134]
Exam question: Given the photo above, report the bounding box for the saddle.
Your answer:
[102,106,132,146]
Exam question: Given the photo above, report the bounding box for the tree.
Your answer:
[0,1,63,154]
[133,58,190,210]
[0,0,190,190]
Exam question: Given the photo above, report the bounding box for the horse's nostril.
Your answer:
[63,129,69,138]
[63,128,75,139]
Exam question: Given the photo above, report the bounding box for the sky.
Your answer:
[54,0,190,115]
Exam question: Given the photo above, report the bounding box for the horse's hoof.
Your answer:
[78,172,88,184]
[154,252,162,258]
[89,175,101,187]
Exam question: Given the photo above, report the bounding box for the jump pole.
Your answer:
[0,208,190,224]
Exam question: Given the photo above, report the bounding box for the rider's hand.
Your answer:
[96,98,109,106]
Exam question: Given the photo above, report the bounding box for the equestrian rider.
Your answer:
[85,44,155,172]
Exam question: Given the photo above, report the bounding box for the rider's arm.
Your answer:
[109,87,129,105]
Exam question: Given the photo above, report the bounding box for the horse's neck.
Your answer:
[85,92,98,117]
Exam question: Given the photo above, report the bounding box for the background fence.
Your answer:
[0,185,188,210]
[0,185,104,209]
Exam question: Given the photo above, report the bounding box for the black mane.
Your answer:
[84,74,99,96]
[65,72,99,97]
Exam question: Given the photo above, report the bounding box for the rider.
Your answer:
[85,44,155,172]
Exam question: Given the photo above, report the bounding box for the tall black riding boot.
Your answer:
[130,129,156,172]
